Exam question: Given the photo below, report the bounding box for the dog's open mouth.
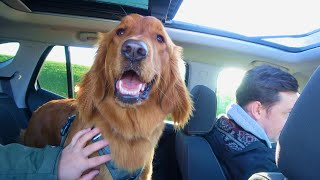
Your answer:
[115,70,154,104]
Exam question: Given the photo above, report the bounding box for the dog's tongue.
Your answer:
[116,72,147,96]
[120,74,142,90]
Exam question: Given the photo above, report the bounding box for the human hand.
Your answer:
[58,128,111,180]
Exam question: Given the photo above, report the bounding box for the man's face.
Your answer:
[260,91,299,142]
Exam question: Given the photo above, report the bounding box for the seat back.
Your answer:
[175,85,226,180]
[277,66,320,179]
[0,77,29,144]
[0,93,28,144]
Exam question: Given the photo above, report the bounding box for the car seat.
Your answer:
[175,85,226,180]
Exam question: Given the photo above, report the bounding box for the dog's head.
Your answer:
[77,14,192,128]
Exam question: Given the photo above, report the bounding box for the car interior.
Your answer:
[1,0,320,179]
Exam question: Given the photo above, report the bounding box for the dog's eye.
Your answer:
[116,28,125,36]
[156,34,165,43]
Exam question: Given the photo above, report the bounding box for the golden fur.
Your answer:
[24,14,193,179]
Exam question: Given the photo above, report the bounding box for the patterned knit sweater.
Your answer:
[205,116,279,180]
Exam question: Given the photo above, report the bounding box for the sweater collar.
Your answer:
[227,104,272,148]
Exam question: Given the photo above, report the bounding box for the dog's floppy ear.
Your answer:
[76,32,111,119]
[161,46,193,129]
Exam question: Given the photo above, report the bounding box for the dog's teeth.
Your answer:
[119,80,123,89]
[141,84,146,91]
[118,80,144,96]
[120,81,125,94]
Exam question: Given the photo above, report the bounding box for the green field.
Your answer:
[38,61,90,97]
[0,53,232,116]
[216,95,234,117]
[0,54,13,62]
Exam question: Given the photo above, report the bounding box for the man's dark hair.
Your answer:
[236,65,299,109]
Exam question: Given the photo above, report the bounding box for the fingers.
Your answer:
[79,170,100,180]
[83,139,109,157]
[70,128,91,146]
[75,128,101,149]
[87,155,112,169]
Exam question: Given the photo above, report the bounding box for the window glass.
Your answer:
[38,46,68,97]
[70,46,96,93]
[38,46,97,97]
[216,68,245,117]
[97,0,148,9]
[0,42,20,63]
[174,0,320,37]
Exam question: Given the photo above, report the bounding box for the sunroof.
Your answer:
[22,0,181,22]
[262,30,320,48]
[95,0,148,10]
[172,0,320,51]
[23,0,150,20]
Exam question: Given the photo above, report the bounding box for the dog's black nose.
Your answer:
[121,39,148,62]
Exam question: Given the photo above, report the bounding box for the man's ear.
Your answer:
[245,101,264,121]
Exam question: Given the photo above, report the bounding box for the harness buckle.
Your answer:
[60,115,76,136]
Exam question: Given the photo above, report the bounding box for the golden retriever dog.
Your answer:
[23,14,193,179]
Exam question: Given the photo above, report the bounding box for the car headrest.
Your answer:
[277,66,320,179]
[184,85,216,135]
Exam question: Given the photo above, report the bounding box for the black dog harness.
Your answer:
[60,115,143,180]
[60,115,76,147]
[92,134,143,180]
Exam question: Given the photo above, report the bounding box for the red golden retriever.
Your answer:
[24,14,193,179]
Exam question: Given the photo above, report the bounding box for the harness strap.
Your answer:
[92,134,143,180]
[60,115,76,147]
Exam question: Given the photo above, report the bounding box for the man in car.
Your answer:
[205,65,299,180]
[0,128,110,180]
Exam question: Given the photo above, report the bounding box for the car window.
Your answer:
[0,42,20,63]
[38,46,68,97]
[216,68,245,116]
[70,46,95,94]
[38,45,96,97]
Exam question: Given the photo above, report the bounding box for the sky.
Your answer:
[174,0,320,37]
[217,68,245,96]
[46,46,97,66]
[0,42,20,56]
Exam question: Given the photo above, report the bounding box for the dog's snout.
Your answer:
[121,39,148,62]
